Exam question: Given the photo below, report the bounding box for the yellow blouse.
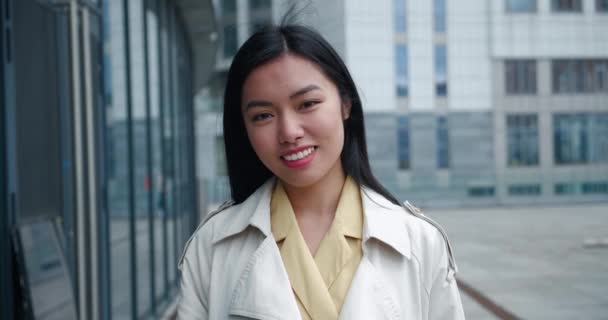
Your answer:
[270,176,363,320]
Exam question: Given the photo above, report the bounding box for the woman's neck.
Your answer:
[281,166,347,219]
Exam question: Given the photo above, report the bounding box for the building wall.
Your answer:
[448,0,493,111]
[408,0,435,111]
[490,0,608,58]
[344,0,395,111]
[491,0,608,204]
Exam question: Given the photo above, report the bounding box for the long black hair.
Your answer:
[223,23,401,206]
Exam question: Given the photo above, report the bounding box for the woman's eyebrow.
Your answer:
[289,84,321,99]
[245,84,321,110]
[245,100,273,110]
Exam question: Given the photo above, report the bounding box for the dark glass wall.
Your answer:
[1,0,202,318]
[103,0,198,318]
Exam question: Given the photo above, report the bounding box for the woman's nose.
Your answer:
[278,113,304,144]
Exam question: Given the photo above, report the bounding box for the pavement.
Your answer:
[427,202,608,320]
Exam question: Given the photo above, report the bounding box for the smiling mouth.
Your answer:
[281,146,317,161]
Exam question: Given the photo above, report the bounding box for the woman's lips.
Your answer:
[281,146,317,168]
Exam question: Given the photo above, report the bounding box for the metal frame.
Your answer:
[0,0,16,319]
[97,1,110,315]
[168,2,179,287]
[121,0,139,319]
[156,0,170,301]
[82,7,101,320]
[68,2,91,320]
[142,0,158,315]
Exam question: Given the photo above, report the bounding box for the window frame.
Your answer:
[505,0,538,13]
[506,114,540,167]
[505,59,537,95]
[395,44,409,97]
[551,0,583,12]
[397,116,411,170]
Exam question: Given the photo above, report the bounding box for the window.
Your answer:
[506,0,537,12]
[589,114,608,163]
[468,186,496,197]
[581,182,608,194]
[555,183,577,195]
[221,0,238,58]
[505,60,537,94]
[397,116,410,170]
[554,114,588,164]
[250,20,271,33]
[394,0,406,32]
[222,24,238,58]
[508,184,541,196]
[223,0,237,15]
[551,0,583,11]
[435,45,447,96]
[553,113,608,164]
[437,116,450,169]
[249,0,272,33]
[395,45,408,97]
[598,0,608,11]
[507,114,539,166]
[552,60,608,94]
[250,0,271,10]
[434,0,446,33]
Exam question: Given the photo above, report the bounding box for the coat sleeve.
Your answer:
[427,231,466,320]
[176,234,210,320]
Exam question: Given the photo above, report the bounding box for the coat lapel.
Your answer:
[337,187,415,320]
[228,236,301,320]
[339,257,401,320]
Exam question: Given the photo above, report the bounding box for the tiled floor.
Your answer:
[428,203,608,320]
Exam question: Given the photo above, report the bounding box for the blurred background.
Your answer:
[0,0,606,319]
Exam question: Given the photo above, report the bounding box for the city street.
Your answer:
[428,202,608,319]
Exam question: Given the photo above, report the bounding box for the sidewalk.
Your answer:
[428,203,608,319]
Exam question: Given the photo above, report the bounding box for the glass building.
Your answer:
[1,0,217,319]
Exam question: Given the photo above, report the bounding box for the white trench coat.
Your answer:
[177,179,465,320]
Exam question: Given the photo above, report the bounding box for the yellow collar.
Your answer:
[271,176,363,243]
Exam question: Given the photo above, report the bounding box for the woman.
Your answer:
[177,23,465,320]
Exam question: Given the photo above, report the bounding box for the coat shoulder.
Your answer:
[178,200,236,269]
[400,201,458,281]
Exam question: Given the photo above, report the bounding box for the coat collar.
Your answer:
[212,178,411,260]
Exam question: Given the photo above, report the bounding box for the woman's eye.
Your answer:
[252,113,273,122]
[300,100,320,110]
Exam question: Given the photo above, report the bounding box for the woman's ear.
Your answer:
[341,100,352,120]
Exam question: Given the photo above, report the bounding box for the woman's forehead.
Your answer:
[242,54,336,100]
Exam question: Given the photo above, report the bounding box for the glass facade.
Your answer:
[249,0,272,34]
[507,114,539,166]
[1,0,208,318]
[221,0,238,59]
[552,60,608,94]
[506,0,537,12]
[435,44,447,96]
[437,116,450,169]
[551,0,583,11]
[508,184,542,196]
[395,45,409,97]
[554,113,608,165]
[397,116,410,170]
[505,60,537,94]
[434,0,446,33]
[394,0,406,32]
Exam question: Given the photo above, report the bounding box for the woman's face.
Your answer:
[241,53,350,189]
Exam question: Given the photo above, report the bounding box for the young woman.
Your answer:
[177,23,465,320]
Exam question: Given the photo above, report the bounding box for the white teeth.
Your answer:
[283,147,315,161]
